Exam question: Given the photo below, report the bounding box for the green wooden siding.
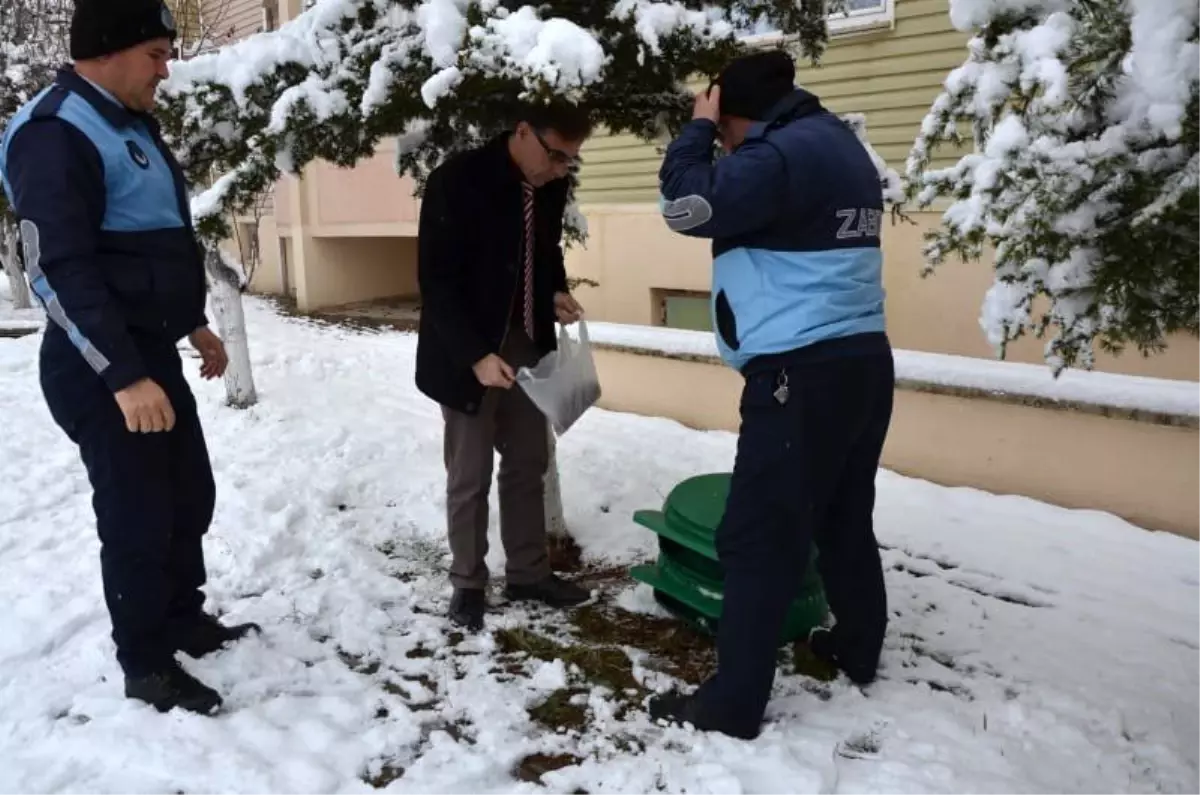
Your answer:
[575,0,968,205]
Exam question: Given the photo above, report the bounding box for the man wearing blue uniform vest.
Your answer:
[648,51,895,740]
[0,0,259,715]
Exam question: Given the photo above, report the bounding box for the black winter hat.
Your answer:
[714,50,797,120]
[70,0,178,61]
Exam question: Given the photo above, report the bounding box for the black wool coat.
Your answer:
[414,133,571,415]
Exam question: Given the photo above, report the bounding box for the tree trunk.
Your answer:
[544,424,568,540]
[0,221,32,310]
[204,247,258,408]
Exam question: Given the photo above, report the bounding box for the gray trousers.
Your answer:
[442,329,551,589]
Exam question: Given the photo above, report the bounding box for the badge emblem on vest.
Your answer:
[126,140,151,169]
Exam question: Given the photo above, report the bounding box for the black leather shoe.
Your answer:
[503,574,590,608]
[449,588,486,631]
[125,662,222,715]
[175,612,262,658]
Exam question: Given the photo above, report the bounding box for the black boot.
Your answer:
[647,690,760,741]
[503,574,590,608]
[174,612,262,658]
[808,627,877,686]
[449,588,486,631]
[125,662,223,715]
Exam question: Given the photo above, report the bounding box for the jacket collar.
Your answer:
[54,65,142,130]
[484,131,528,185]
[745,88,827,142]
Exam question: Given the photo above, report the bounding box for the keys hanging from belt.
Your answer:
[773,370,790,406]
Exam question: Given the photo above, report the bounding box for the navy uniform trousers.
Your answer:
[694,331,895,737]
[39,327,215,678]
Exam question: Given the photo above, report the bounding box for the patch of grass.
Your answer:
[513,752,584,783]
[406,645,434,659]
[528,688,590,731]
[791,642,839,682]
[495,627,640,694]
[568,603,715,686]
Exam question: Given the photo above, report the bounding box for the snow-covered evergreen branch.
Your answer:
[159,0,864,241]
[907,0,1199,373]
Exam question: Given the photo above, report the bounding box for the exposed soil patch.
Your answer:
[362,762,406,788]
[514,753,584,784]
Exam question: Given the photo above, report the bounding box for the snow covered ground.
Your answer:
[0,278,42,329]
[0,297,1195,794]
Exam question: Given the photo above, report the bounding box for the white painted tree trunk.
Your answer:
[0,221,32,310]
[544,423,570,541]
[204,247,258,408]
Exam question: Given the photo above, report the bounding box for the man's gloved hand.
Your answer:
[114,378,175,433]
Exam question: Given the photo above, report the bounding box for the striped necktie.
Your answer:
[521,181,535,338]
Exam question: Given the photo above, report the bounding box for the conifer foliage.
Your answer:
[907,0,1199,372]
[159,0,865,241]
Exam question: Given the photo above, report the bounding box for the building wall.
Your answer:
[573,0,966,206]
[201,0,265,46]
[563,0,1199,381]
[589,344,1200,539]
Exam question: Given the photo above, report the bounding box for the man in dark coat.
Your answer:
[0,0,259,716]
[649,51,895,739]
[415,104,595,631]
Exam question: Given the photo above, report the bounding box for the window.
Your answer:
[655,290,712,333]
[737,0,894,42]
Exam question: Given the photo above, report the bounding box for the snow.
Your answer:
[0,298,1195,793]
[575,320,1200,419]
[0,276,41,329]
[1113,0,1200,138]
[610,0,733,55]
[444,6,609,102]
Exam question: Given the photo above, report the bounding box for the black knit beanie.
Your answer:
[70,0,178,61]
[714,50,797,120]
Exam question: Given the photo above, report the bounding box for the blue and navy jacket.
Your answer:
[659,88,887,372]
[0,66,207,392]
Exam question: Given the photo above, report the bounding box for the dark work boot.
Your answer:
[503,574,590,608]
[647,690,759,741]
[449,588,486,631]
[125,662,223,715]
[808,627,877,686]
[174,612,262,658]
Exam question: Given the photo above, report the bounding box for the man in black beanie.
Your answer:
[0,0,259,716]
[652,50,895,739]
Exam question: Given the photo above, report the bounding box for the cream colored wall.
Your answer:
[566,205,1200,381]
[590,347,1200,539]
[282,235,419,308]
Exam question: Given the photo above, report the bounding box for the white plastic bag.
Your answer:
[516,319,602,435]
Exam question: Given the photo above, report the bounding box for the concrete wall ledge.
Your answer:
[573,322,1199,539]
[576,322,1199,429]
